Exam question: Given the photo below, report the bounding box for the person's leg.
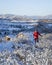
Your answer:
[35,39,39,48]
[37,38,39,42]
[35,39,37,47]
[35,39,36,44]
[34,38,36,46]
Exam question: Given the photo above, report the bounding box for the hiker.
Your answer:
[33,29,42,44]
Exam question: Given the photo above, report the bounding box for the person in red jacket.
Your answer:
[33,29,41,44]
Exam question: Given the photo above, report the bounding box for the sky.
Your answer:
[0,0,52,16]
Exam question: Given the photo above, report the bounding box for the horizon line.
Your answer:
[0,13,52,16]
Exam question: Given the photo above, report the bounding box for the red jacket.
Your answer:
[33,31,40,39]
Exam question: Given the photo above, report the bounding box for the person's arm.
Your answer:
[38,32,42,36]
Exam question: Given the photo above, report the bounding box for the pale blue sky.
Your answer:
[0,0,52,16]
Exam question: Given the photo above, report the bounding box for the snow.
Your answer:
[48,23,52,27]
[0,21,52,65]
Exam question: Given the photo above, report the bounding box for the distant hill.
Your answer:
[0,14,33,22]
[43,15,52,19]
[0,14,52,22]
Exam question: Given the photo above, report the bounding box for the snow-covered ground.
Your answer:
[0,21,52,65]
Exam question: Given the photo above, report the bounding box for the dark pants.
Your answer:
[35,38,39,43]
[34,38,39,47]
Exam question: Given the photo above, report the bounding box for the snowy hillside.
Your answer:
[0,20,52,65]
[0,14,52,21]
